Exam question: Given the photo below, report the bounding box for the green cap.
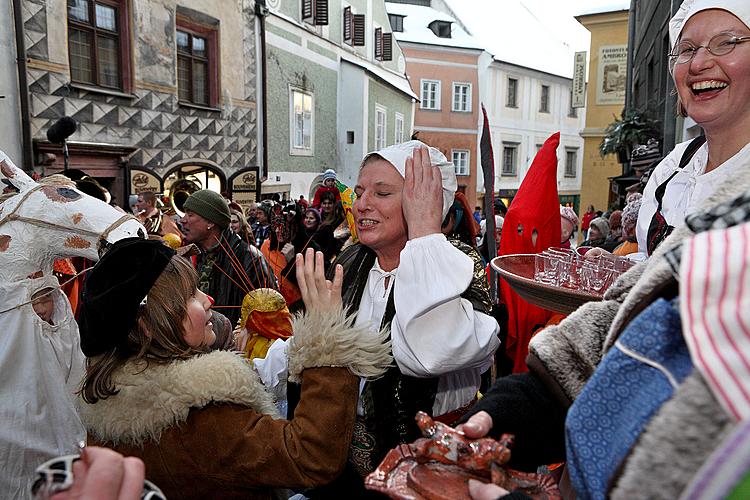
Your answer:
[183,189,231,229]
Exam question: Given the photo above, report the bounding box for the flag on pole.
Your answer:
[480,104,497,301]
[336,179,358,243]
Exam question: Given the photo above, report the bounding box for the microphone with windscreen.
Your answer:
[46,117,77,144]
[46,117,77,172]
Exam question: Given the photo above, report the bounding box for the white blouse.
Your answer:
[636,139,750,256]
[255,233,500,417]
[355,233,500,415]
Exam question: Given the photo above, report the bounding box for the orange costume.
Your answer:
[237,288,293,359]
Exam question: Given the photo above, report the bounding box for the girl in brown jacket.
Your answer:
[76,239,391,499]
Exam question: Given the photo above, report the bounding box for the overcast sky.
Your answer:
[444,0,631,78]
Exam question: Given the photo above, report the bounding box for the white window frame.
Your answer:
[394,112,404,144]
[565,147,578,177]
[452,149,470,176]
[375,104,387,150]
[452,82,472,112]
[501,142,518,176]
[289,86,314,156]
[420,79,441,110]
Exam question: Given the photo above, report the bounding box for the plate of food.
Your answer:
[490,254,604,315]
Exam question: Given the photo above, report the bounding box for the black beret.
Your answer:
[79,238,175,357]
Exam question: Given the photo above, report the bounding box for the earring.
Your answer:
[208,225,213,230]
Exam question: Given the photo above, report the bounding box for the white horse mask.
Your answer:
[0,150,146,281]
[0,150,147,498]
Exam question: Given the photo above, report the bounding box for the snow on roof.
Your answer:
[385,3,485,50]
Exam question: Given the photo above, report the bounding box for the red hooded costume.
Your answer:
[499,132,561,372]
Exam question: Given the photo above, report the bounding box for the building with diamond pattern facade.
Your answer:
[17,0,259,205]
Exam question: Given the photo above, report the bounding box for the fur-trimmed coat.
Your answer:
[468,165,750,498]
[81,310,392,500]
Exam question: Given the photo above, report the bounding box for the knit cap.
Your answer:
[322,169,337,181]
[183,189,231,229]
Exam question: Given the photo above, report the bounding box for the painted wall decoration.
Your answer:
[596,45,627,105]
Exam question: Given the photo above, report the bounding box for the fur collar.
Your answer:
[81,350,280,447]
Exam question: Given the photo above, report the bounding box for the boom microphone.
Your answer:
[46,117,77,144]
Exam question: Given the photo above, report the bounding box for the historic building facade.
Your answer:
[19,0,260,205]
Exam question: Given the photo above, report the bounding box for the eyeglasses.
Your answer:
[669,33,750,67]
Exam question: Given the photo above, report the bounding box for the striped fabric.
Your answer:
[679,220,750,421]
[680,419,750,500]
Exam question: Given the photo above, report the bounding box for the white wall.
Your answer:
[0,0,23,165]
[479,60,585,195]
[336,60,368,188]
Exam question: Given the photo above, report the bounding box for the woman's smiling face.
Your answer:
[673,9,750,134]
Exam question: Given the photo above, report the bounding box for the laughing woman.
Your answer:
[632,0,750,258]
[76,239,390,499]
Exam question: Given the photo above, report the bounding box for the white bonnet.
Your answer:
[362,140,458,219]
[669,0,750,48]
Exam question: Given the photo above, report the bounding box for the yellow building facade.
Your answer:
[576,9,629,215]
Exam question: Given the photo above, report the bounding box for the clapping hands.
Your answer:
[402,146,443,240]
[295,248,343,314]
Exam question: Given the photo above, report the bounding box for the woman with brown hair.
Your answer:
[76,238,391,499]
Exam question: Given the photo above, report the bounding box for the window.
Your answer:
[395,113,404,144]
[388,14,404,32]
[502,143,518,176]
[428,20,451,38]
[506,78,517,108]
[375,105,387,150]
[290,88,313,154]
[67,0,130,90]
[565,148,578,177]
[343,8,365,46]
[452,83,471,112]
[540,84,550,113]
[568,90,577,118]
[374,28,393,61]
[302,0,328,25]
[420,79,440,110]
[452,150,469,176]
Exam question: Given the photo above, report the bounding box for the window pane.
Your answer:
[176,31,189,52]
[97,35,119,87]
[177,56,190,101]
[69,28,93,83]
[303,109,312,148]
[68,0,89,23]
[193,60,208,105]
[193,36,206,57]
[95,3,116,31]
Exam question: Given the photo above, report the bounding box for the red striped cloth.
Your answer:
[680,221,750,421]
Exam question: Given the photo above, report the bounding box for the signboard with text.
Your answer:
[596,45,627,105]
[130,169,161,194]
[572,51,587,108]
[230,167,260,209]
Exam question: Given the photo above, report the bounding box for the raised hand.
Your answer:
[295,248,343,313]
[402,146,443,240]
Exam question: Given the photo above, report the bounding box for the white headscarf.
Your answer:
[362,140,458,219]
[669,0,750,48]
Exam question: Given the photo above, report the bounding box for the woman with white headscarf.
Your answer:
[457,2,750,498]
[257,141,500,496]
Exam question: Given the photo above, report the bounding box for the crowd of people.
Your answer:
[3,0,750,498]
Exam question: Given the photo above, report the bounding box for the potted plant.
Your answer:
[599,109,660,164]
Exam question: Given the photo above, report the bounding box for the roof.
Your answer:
[385,3,485,50]
[576,2,630,17]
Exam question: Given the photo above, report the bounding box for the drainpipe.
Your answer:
[12,0,33,171]
[624,0,636,114]
[255,0,269,182]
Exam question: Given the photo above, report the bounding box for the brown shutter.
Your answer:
[302,0,313,21]
[343,6,352,43]
[382,32,393,61]
[314,0,328,26]
[374,27,383,60]
[352,14,365,46]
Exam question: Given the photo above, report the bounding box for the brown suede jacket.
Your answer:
[81,310,392,499]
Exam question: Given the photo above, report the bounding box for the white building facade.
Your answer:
[481,60,585,211]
